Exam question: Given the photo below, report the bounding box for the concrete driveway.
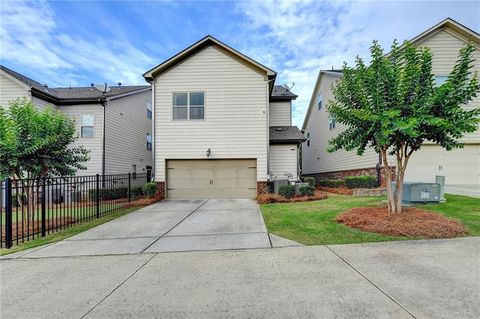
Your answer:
[1,237,478,319]
[13,199,271,258]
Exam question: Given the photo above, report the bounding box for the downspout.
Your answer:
[101,98,107,186]
[151,80,156,181]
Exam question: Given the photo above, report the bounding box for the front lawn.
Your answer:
[260,194,479,245]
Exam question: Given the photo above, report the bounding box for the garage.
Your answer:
[404,145,480,185]
[166,159,257,199]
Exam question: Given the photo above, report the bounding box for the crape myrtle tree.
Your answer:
[327,40,480,213]
[0,98,90,210]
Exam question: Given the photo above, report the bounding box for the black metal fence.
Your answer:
[1,173,149,248]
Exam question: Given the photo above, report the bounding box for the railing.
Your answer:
[1,173,148,248]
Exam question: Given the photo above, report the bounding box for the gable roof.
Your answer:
[143,35,277,82]
[1,65,150,104]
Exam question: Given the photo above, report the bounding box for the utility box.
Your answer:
[392,182,441,204]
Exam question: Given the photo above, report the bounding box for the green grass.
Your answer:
[1,205,143,256]
[260,193,479,245]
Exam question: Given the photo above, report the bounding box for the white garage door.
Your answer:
[404,145,480,185]
[166,159,257,199]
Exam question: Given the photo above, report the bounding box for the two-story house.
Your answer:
[302,18,480,187]
[0,65,153,177]
[143,35,304,199]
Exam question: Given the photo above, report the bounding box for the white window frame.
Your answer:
[147,100,152,119]
[146,133,152,151]
[317,93,323,110]
[172,92,205,120]
[80,113,94,138]
[328,114,336,131]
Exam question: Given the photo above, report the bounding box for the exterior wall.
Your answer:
[304,166,395,187]
[269,144,298,180]
[58,104,104,176]
[32,96,56,111]
[418,29,480,143]
[269,101,291,126]
[104,89,152,175]
[153,45,269,182]
[0,71,30,107]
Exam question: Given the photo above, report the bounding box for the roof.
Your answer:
[1,65,150,104]
[271,85,297,101]
[143,35,277,81]
[269,126,306,144]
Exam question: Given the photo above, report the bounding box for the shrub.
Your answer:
[143,182,157,198]
[318,179,344,188]
[344,175,377,189]
[301,176,316,187]
[299,185,315,196]
[278,184,296,199]
[130,186,143,197]
[89,187,128,200]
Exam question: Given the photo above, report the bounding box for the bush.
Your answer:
[318,179,345,188]
[301,176,316,187]
[344,175,377,189]
[130,186,143,197]
[143,182,157,198]
[299,185,315,196]
[278,184,296,199]
[89,187,128,200]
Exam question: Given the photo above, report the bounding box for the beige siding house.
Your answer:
[302,18,480,186]
[0,65,153,177]
[143,35,304,199]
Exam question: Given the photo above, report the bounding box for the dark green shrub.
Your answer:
[344,175,377,189]
[130,186,143,197]
[299,185,315,196]
[88,187,128,200]
[143,182,157,198]
[278,184,296,199]
[301,176,316,187]
[318,179,345,188]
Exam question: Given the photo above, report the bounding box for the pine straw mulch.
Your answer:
[257,191,328,204]
[318,187,353,195]
[335,206,468,238]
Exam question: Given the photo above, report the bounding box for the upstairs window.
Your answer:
[307,132,310,147]
[147,100,152,119]
[146,133,152,151]
[172,92,204,120]
[328,114,336,130]
[317,94,323,110]
[81,114,94,138]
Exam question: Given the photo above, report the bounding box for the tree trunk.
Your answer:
[380,148,396,212]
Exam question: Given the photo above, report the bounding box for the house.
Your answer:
[302,18,480,187]
[0,65,153,177]
[143,35,304,199]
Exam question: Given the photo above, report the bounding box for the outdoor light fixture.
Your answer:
[206,148,211,157]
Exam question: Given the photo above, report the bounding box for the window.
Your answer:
[132,164,137,179]
[307,132,310,147]
[329,114,336,130]
[317,94,323,110]
[81,114,94,138]
[147,100,152,119]
[172,92,204,120]
[146,133,152,151]
[435,76,448,87]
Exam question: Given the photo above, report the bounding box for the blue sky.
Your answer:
[1,0,479,126]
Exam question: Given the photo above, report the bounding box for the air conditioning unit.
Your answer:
[391,182,441,205]
[273,179,289,194]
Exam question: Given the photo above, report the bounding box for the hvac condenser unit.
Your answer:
[392,182,441,204]
[273,179,289,194]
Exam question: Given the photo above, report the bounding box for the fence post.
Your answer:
[96,174,100,218]
[5,178,13,249]
[41,177,46,237]
[128,173,131,202]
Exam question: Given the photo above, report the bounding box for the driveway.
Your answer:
[11,199,271,258]
[1,237,478,319]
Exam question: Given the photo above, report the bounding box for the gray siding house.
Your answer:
[0,65,153,177]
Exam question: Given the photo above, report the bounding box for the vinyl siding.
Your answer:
[153,45,268,182]
[58,104,104,176]
[269,101,291,126]
[269,144,298,180]
[32,96,56,111]
[0,71,30,107]
[104,89,152,174]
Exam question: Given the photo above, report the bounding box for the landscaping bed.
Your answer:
[318,186,353,195]
[336,206,467,238]
[257,191,327,204]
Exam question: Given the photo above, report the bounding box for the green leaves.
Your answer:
[0,98,90,180]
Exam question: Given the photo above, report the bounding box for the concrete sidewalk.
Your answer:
[1,237,478,319]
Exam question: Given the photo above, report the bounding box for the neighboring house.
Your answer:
[302,18,480,186]
[0,65,153,177]
[143,35,304,199]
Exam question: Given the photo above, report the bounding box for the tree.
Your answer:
[328,41,480,213]
[0,98,90,181]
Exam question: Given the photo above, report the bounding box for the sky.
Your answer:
[1,0,479,126]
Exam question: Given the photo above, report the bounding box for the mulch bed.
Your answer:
[318,187,353,195]
[2,216,77,241]
[257,191,328,204]
[336,206,468,238]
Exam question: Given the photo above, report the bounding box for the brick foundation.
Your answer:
[155,181,166,200]
[257,181,269,196]
[304,167,395,187]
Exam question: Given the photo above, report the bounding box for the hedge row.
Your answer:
[345,176,377,189]
[87,182,158,200]
[318,179,345,188]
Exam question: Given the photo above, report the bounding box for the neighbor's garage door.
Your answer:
[404,145,480,185]
[166,159,257,199]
